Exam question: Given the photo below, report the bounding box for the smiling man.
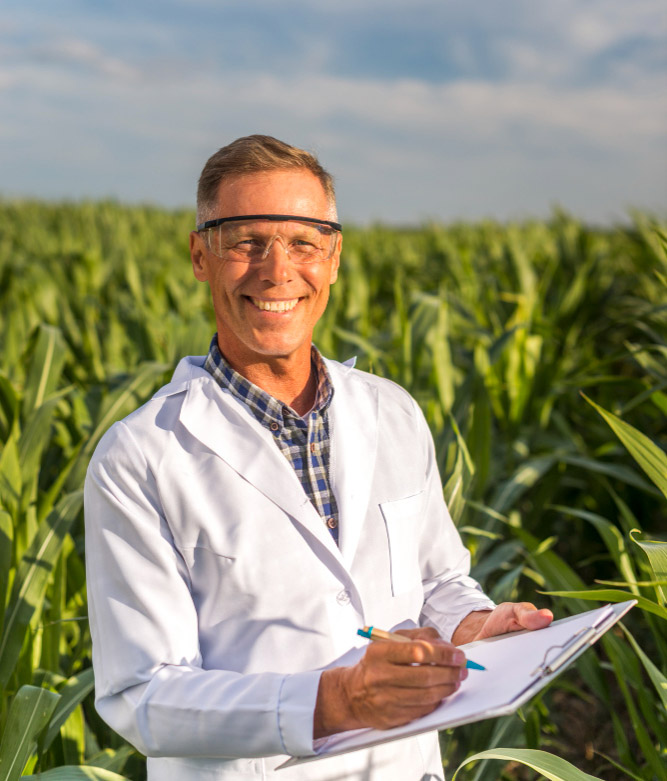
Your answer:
[190,163,341,414]
[84,135,552,781]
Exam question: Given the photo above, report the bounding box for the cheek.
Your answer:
[211,266,249,299]
[305,266,334,294]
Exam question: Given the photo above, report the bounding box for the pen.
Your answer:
[357,626,486,670]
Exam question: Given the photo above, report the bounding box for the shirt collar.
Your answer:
[203,335,334,427]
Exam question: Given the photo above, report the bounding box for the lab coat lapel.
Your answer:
[327,361,379,568]
[178,377,344,562]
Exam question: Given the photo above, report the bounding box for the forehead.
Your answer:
[213,170,333,220]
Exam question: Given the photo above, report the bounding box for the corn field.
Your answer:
[0,200,665,780]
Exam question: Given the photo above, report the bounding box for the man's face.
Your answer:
[190,169,341,370]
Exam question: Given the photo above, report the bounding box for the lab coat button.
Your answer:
[336,589,351,605]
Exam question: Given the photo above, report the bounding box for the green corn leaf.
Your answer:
[590,751,645,781]
[452,748,602,780]
[539,588,664,619]
[514,527,587,595]
[630,529,667,605]
[603,632,667,780]
[618,623,667,710]
[594,578,667,588]
[489,455,556,516]
[0,422,22,518]
[60,703,85,764]
[37,441,84,525]
[432,300,455,414]
[0,684,60,781]
[464,501,509,524]
[0,491,83,690]
[83,746,135,773]
[458,526,503,541]
[548,505,639,592]
[444,414,475,525]
[560,454,660,496]
[609,486,642,537]
[582,392,667,500]
[0,509,12,635]
[0,372,19,441]
[23,767,130,780]
[466,713,526,781]
[22,325,68,420]
[40,668,95,753]
[18,397,62,478]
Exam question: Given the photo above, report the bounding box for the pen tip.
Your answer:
[466,660,486,670]
[357,628,371,639]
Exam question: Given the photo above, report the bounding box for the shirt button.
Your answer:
[326,517,338,529]
[336,589,351,605]
[310,442,317,453]
[270,422,279,432]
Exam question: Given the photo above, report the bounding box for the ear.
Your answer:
[329,232,342,284]
[190,231,209,282]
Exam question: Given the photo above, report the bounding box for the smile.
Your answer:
[250,298,299,312]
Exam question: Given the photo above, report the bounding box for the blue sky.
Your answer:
[1,0,665,224]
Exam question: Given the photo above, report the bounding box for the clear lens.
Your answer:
[205,219,337,263]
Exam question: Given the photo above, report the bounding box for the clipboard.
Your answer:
[279,600,636,769]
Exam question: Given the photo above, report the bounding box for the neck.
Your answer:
[221,345,317,416]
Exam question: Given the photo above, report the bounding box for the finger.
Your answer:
[368,638,466,668]
[394,626,442,642]
[517,605,553,630]
[354,676,464,729]
[382,679,463,708]
[386,659,468,689]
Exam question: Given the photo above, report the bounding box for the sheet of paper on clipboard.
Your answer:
[278,600,636,770]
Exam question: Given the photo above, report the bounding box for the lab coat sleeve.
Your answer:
[412,399,496,640]
[84,421,320,759]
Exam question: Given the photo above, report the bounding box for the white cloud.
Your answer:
[0,0,664,223]
[33,38,137,79]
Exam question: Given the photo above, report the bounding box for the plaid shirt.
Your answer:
[204,335,340,544]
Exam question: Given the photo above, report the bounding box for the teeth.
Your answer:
[251,298,299,312]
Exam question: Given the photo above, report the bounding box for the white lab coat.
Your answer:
[84,355,494,780]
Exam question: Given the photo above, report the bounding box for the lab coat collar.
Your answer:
[169,355,377,572]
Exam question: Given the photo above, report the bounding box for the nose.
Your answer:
[258,235,294,284]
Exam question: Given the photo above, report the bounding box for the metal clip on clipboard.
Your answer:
[530,604,615,677]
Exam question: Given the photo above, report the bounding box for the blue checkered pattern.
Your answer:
[204,335,340,544]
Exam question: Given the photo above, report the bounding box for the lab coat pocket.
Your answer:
[380,492,424,596]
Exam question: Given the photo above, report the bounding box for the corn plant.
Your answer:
[1,201,665,779]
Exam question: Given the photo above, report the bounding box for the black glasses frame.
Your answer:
[196,214,342,233]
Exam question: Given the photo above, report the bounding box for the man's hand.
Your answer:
[451,602,554,646]
[314,627,466,738]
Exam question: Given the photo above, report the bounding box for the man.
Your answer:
[84,135,552,780]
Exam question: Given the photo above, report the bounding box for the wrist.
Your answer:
[313,667,362,739]
[451,609,493,646]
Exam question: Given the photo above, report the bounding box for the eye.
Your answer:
[290,239,319,256]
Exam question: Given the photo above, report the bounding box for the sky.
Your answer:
[1,0,666,225]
